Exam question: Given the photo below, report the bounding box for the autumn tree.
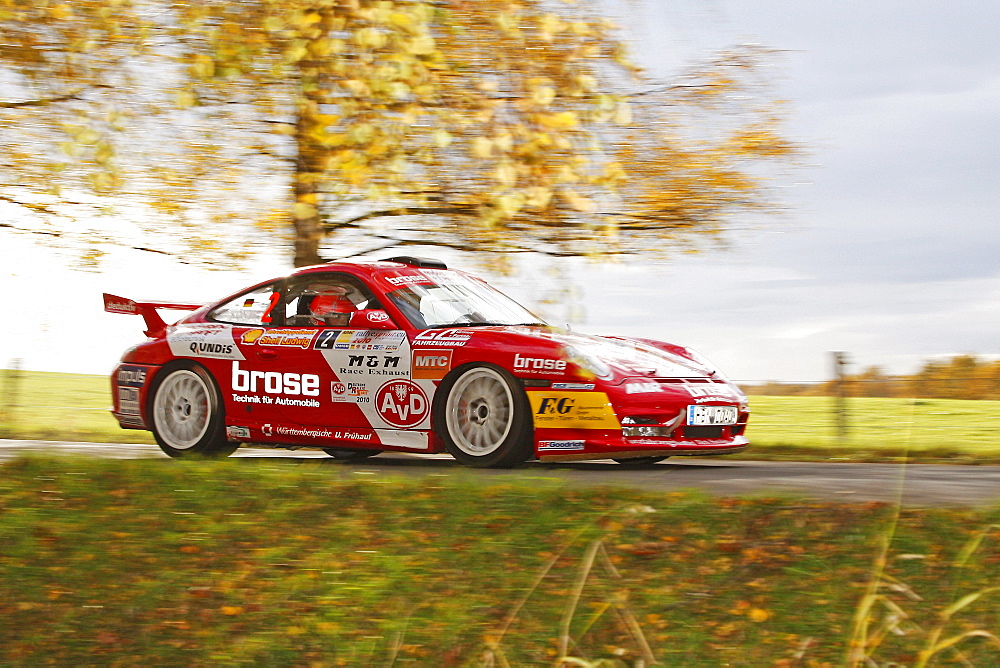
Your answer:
[1,0,797,267]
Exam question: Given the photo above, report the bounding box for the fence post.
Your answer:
[1,358,23,434]
[832,351,850,443]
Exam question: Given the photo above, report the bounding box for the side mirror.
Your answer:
[349,309,397,330]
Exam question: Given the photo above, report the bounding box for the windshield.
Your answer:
[386,272,545,329]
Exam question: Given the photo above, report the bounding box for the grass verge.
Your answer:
[1,456,999,665]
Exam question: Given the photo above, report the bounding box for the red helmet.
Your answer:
[310,292,355,319]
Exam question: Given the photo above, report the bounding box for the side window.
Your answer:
[209,284,280,325]
[283,273,381,327]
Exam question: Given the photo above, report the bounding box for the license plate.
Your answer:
[687,405,738,426]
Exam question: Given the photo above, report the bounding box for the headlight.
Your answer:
[565,345,614,380]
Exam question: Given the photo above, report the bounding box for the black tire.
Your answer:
[148,361,236,458]
[323,448,382,460]
[434,364,533,468]
[613,456,669,467]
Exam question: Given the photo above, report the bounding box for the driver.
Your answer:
[307,285,356,327]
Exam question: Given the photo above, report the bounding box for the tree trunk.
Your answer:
[292,63,326,268]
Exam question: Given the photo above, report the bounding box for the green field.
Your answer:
[1,457,999,665]
[2,370,1000,462]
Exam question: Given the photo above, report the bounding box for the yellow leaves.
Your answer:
[220,605,244,616]
[283,42,308,63]
[188,55,214,80]
[340,79,371,97]
[494,192,525,218]
[433,129,453,148]
[614,101,632,126]
[555,164,579,183]
[175,90,197,109]
[405,35,436,56]
[538,13,566,42]
[293,202,318,220]
[561,189,596,212]
[495,10,521,36]
[47,4,73,20]
[727,127,796,157]
[536,111,578,130]
[524,186,552,209]
[494,161,517,187]
[530,85,556,107]
[749,607,771,623]
[307,38,342,58]
[472,136,494,159]
[354,27,388,50]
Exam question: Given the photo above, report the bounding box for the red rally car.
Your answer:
[105,256,749,467]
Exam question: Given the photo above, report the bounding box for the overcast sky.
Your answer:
[3,0,998,382]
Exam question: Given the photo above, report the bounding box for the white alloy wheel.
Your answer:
[445,367,515,457]
[153,369,212,450]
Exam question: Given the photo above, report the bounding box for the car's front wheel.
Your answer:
[435,364,533,468]
[149,362,236,458]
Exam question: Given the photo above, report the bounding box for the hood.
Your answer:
[502,326,715,381]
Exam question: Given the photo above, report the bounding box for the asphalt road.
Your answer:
[3,439,999,507]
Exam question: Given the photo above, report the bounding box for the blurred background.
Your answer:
[2,0,998,385]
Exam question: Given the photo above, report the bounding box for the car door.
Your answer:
[260,272,417,433]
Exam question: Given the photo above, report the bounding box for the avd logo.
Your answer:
[375,379,428,428]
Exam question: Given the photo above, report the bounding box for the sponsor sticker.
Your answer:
[529,391,621,429]
[375,379,429,428]
[513,353,567,374]
[261,423,364,440]
[385,273,431,286]
[412,350,452,380]
[687,384,741,401]
[117,386,140,416]
[317,329,406,351]
[240,328,317,349]
[413,328,472,347]
[169,324,245,360]
[331,381,371,403]
[551,382,595,390]
[226,425,251,440]
[538,440,586,451]
[230,361,320,407]
[625,381,661,394]
[338,353,407,377]
[116,365,149,387]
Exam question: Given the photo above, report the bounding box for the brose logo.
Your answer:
[513,354,567,373]
[231,361,319,396]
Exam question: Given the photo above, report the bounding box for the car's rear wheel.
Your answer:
[149,362,236,458]
[435,364,533,468]
[323,448,382,460]
[613,456,669,467]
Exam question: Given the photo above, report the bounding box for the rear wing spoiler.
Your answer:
[103,293,205,338]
